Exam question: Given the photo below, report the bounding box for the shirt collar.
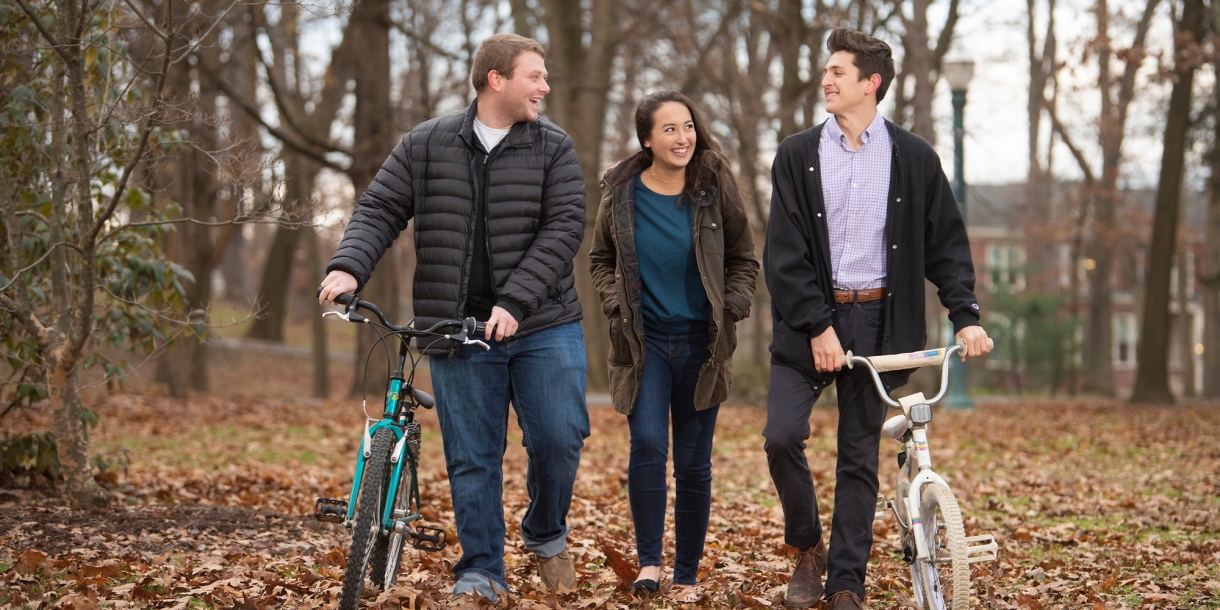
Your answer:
[824,112,886,149]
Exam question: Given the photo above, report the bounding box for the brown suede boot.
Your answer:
[826,590,868,610]
[537,550,576,591]
[784,539,827,608]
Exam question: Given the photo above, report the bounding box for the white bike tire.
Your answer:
[916,483,971,610]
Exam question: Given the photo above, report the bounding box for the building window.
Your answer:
[1114,313,1137,368]
[987,244,1026,292]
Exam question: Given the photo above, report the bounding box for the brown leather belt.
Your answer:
[834,287,888,303]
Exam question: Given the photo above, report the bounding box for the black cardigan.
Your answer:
[763,118,981,383]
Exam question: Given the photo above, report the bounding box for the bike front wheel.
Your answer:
[913,482,971,610]
[370,425,419,589]
[339,427,396,610]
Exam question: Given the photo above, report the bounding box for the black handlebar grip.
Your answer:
[315,287,357,306]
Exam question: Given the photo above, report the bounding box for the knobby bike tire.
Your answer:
[339,427,396,610]
[370,427,419,589]
[917,483,971,610]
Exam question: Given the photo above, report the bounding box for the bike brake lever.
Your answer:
[323,310,366,323]
[462,337,491,351]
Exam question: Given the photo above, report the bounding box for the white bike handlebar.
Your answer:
[839,338,993,409]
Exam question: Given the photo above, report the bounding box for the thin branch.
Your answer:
[170,0,244,66]
[0,242,85,294]
[931,0,961,68]
[1042,94,1096,185]
[121,0,171,42]
[197,58,351,172]
[87,41,170,245]
[13,0,70,63]
[391,20,464,61]
[98,214,317,243]
[0,293,49,342]
[251,42,345,155]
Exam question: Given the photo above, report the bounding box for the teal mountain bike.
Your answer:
[312,291,487,609]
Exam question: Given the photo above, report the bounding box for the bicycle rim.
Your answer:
[338,427,396,610]
[371,447,416,589]
[918,483,971,610]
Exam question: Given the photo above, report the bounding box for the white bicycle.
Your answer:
[841,341,999,610]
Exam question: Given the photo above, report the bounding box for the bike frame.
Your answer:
[903,426,951,561]
[343,339,424,536]
[846,342,996,567]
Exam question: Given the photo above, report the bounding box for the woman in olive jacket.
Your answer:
[589,91,759,598]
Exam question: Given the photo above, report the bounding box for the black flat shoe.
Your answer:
[628,578,659,594]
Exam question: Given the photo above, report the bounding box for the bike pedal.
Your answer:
[314,497,347,523]
[411,525,447,551]
[964,534,999,563]
[873,494,889,521]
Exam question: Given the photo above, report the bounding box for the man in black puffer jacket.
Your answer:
[319,34,588,603]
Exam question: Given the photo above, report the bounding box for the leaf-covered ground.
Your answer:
[2,363,1219,609]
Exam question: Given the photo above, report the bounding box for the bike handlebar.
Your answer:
[841,338,993,409]
[318,289,486,339]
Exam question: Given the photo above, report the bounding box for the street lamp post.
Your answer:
[943,58,975,410]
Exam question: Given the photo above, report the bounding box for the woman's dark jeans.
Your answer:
[627,330,720,585]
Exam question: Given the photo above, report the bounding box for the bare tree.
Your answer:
[888,0,961,144]
[1132,0,1207,403]
[539,0,663,391]
[1043,0,1161,395]
[1202,0,1220,398]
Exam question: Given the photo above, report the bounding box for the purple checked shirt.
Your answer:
[819,112,891,291]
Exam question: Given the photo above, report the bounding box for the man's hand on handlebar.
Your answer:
[810,326,845,374]
[485,306,519,341]
[955,325,992,360]
[318,270,358,305]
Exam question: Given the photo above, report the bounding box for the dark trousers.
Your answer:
[763,299,891,600]
[628,331,720,585]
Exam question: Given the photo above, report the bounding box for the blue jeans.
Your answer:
[430,322,589,592]
[628,331,720,585]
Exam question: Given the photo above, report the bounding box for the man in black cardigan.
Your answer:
[762,28,991,610]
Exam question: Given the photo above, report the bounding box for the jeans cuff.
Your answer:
[522,525,569,558]
[453,570,509,601]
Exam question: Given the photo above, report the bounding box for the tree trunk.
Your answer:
[1131,0,1204,404]
[306,227,330,398]
[1082,0,1160,395]
[1203,5,1220,398]
[541,0,622,392]
[247,153,310,341]
[1178,252,1195,397]
[246,224,300,341]
[48,350,110,509]
[774,0,810,141]
[903,0,935,143]
[346,0,397,398]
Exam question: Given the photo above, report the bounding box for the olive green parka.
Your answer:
[589,152,759,415]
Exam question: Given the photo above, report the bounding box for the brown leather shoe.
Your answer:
[826,590,868,610]
[784,539,827,608]
[537,550,576,591]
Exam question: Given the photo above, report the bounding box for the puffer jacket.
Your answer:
[589,151,759,414]
[327,100,586,338]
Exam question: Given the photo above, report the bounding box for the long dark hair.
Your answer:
[635,91,725,205]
